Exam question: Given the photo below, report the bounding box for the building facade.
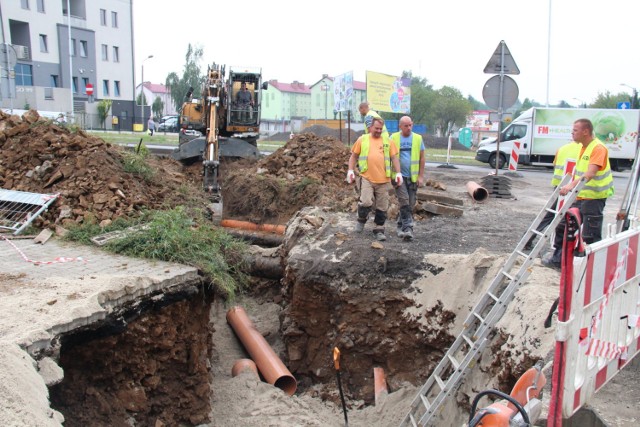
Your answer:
[0,0,136,129]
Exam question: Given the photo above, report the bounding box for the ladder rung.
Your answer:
[487,292,500,302]
[408,413,418,427]
[544,207,557,214]
[434,375,446,391]
[462,333,475,347]
[516,249,529,258]
[420,394,431,410]
[501,270,515,281]
[473,312,485,323]
[447,354,460,370]
[532,229,544,237]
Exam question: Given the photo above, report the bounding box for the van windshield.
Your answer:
[503,124,527,141]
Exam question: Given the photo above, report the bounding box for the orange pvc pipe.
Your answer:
[231,358,259,378]
[374,367,388,406]
[226,306,297,395]
[221,219,286,235]
[466,181,489,202]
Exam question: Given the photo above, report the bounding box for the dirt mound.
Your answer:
[222,133,355,223]
[0,110,206,229]
[264,125,363,145]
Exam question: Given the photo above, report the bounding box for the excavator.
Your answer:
[171,63,267,219]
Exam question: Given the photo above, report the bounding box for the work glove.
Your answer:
[346,170,356,184]
[395,173,403,186]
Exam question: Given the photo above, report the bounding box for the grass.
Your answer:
[65,208,249,299]
[89,130,179,146]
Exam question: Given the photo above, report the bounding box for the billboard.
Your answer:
[333,71,353,113]
[366,71,410,114]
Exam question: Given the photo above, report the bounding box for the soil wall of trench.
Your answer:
[49,289,214,427]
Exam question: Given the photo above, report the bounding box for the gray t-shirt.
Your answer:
[236,89,252,106]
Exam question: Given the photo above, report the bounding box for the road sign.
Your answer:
[482,75,519,110]
[86,83,94,96]
[484,40,520,75]
[618,101,631,109]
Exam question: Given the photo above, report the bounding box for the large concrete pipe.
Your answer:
[466,181,489,202]
[226,306,297,395]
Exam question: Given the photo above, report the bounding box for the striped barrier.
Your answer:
[551,227,640,421]
[508,141,520,171]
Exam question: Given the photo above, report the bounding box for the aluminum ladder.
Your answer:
[400,174,585,426]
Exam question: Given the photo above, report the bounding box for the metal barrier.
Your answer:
[0,189,59,235]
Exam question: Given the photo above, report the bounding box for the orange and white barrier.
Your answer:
[549,228,640,423]
[0,235,87,265]
[508,141,520,171]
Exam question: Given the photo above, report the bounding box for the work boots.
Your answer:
[355,205,371,233]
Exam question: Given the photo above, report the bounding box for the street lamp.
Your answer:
[140,54,153,128]
[321,82,329,121]
[620,83,638,109]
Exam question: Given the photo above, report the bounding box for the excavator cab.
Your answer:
[226,67,265,136]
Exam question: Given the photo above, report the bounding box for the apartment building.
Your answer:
[0,0,136,128]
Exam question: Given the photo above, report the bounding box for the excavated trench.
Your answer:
[45,206,546,427]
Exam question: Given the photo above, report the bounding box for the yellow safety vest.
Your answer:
[391,132,422,182]
[358,134,392,178]
[551,142,581,187]
[363,110,389,136]
[574,139,614,199]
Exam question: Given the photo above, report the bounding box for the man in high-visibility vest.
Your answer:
[544,119,614,268]
[359,101,389,138]
[347,117,403,241]
[391,115,425,241]
[524,140,581,250]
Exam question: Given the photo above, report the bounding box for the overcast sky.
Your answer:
[133,0,639,107]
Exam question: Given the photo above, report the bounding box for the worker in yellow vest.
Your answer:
[524,140,581,250]
[544,119,614,268]
[347,117,402,241]
[390,116,425,241]
[359,101,389,138]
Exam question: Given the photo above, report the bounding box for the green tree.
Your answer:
[590,91,630,109]
[468,95,488,111]
[431,86,472,136]
[97,99,112,128]
[136,92,147,106]
[152,96,164,120]
[165,44,205,113]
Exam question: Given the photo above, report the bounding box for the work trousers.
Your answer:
[553,198,607,250]
[357,177,391,228]
[393,178,418,231]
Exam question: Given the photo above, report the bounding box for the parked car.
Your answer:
[159,115,178,124]
[158,116,178,132]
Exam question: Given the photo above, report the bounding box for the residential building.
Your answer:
[137,82,175,117]
[309,75,366,122]
[0,0,136,129]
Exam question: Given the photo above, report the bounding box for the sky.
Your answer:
[132,0,639,107]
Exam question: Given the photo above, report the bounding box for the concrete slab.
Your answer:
[0,236,200,426]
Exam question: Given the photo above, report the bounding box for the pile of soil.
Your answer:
[222,133,355,223]
[0,110,207,229]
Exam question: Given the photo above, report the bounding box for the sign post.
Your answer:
[482,40,520,176]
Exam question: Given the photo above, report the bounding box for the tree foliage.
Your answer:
[97,99,112,128]
[165,44,205,113]
[431,86,472,136]
[590,91,631,109]
[152,97,164,120]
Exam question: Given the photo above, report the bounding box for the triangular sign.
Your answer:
[483,40,520,75]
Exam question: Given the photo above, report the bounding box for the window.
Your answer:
[50,75,59,87]
[100,9,107,26]
[111,12,118,28]
[80,40,88,57]
[39,34,48,53]
[82,78,89,93]
[44,87,54,100]
[103,80,109,96]
[37,0,45,13]
[72,77,78,93]
[15,64,33,86]
[114,81,121,97]
[70,38,76,56]
[112,46,119,63]
[101,44,108,61]
[21,0,29,10]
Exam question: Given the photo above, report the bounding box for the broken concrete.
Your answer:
[0,238,203,425]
